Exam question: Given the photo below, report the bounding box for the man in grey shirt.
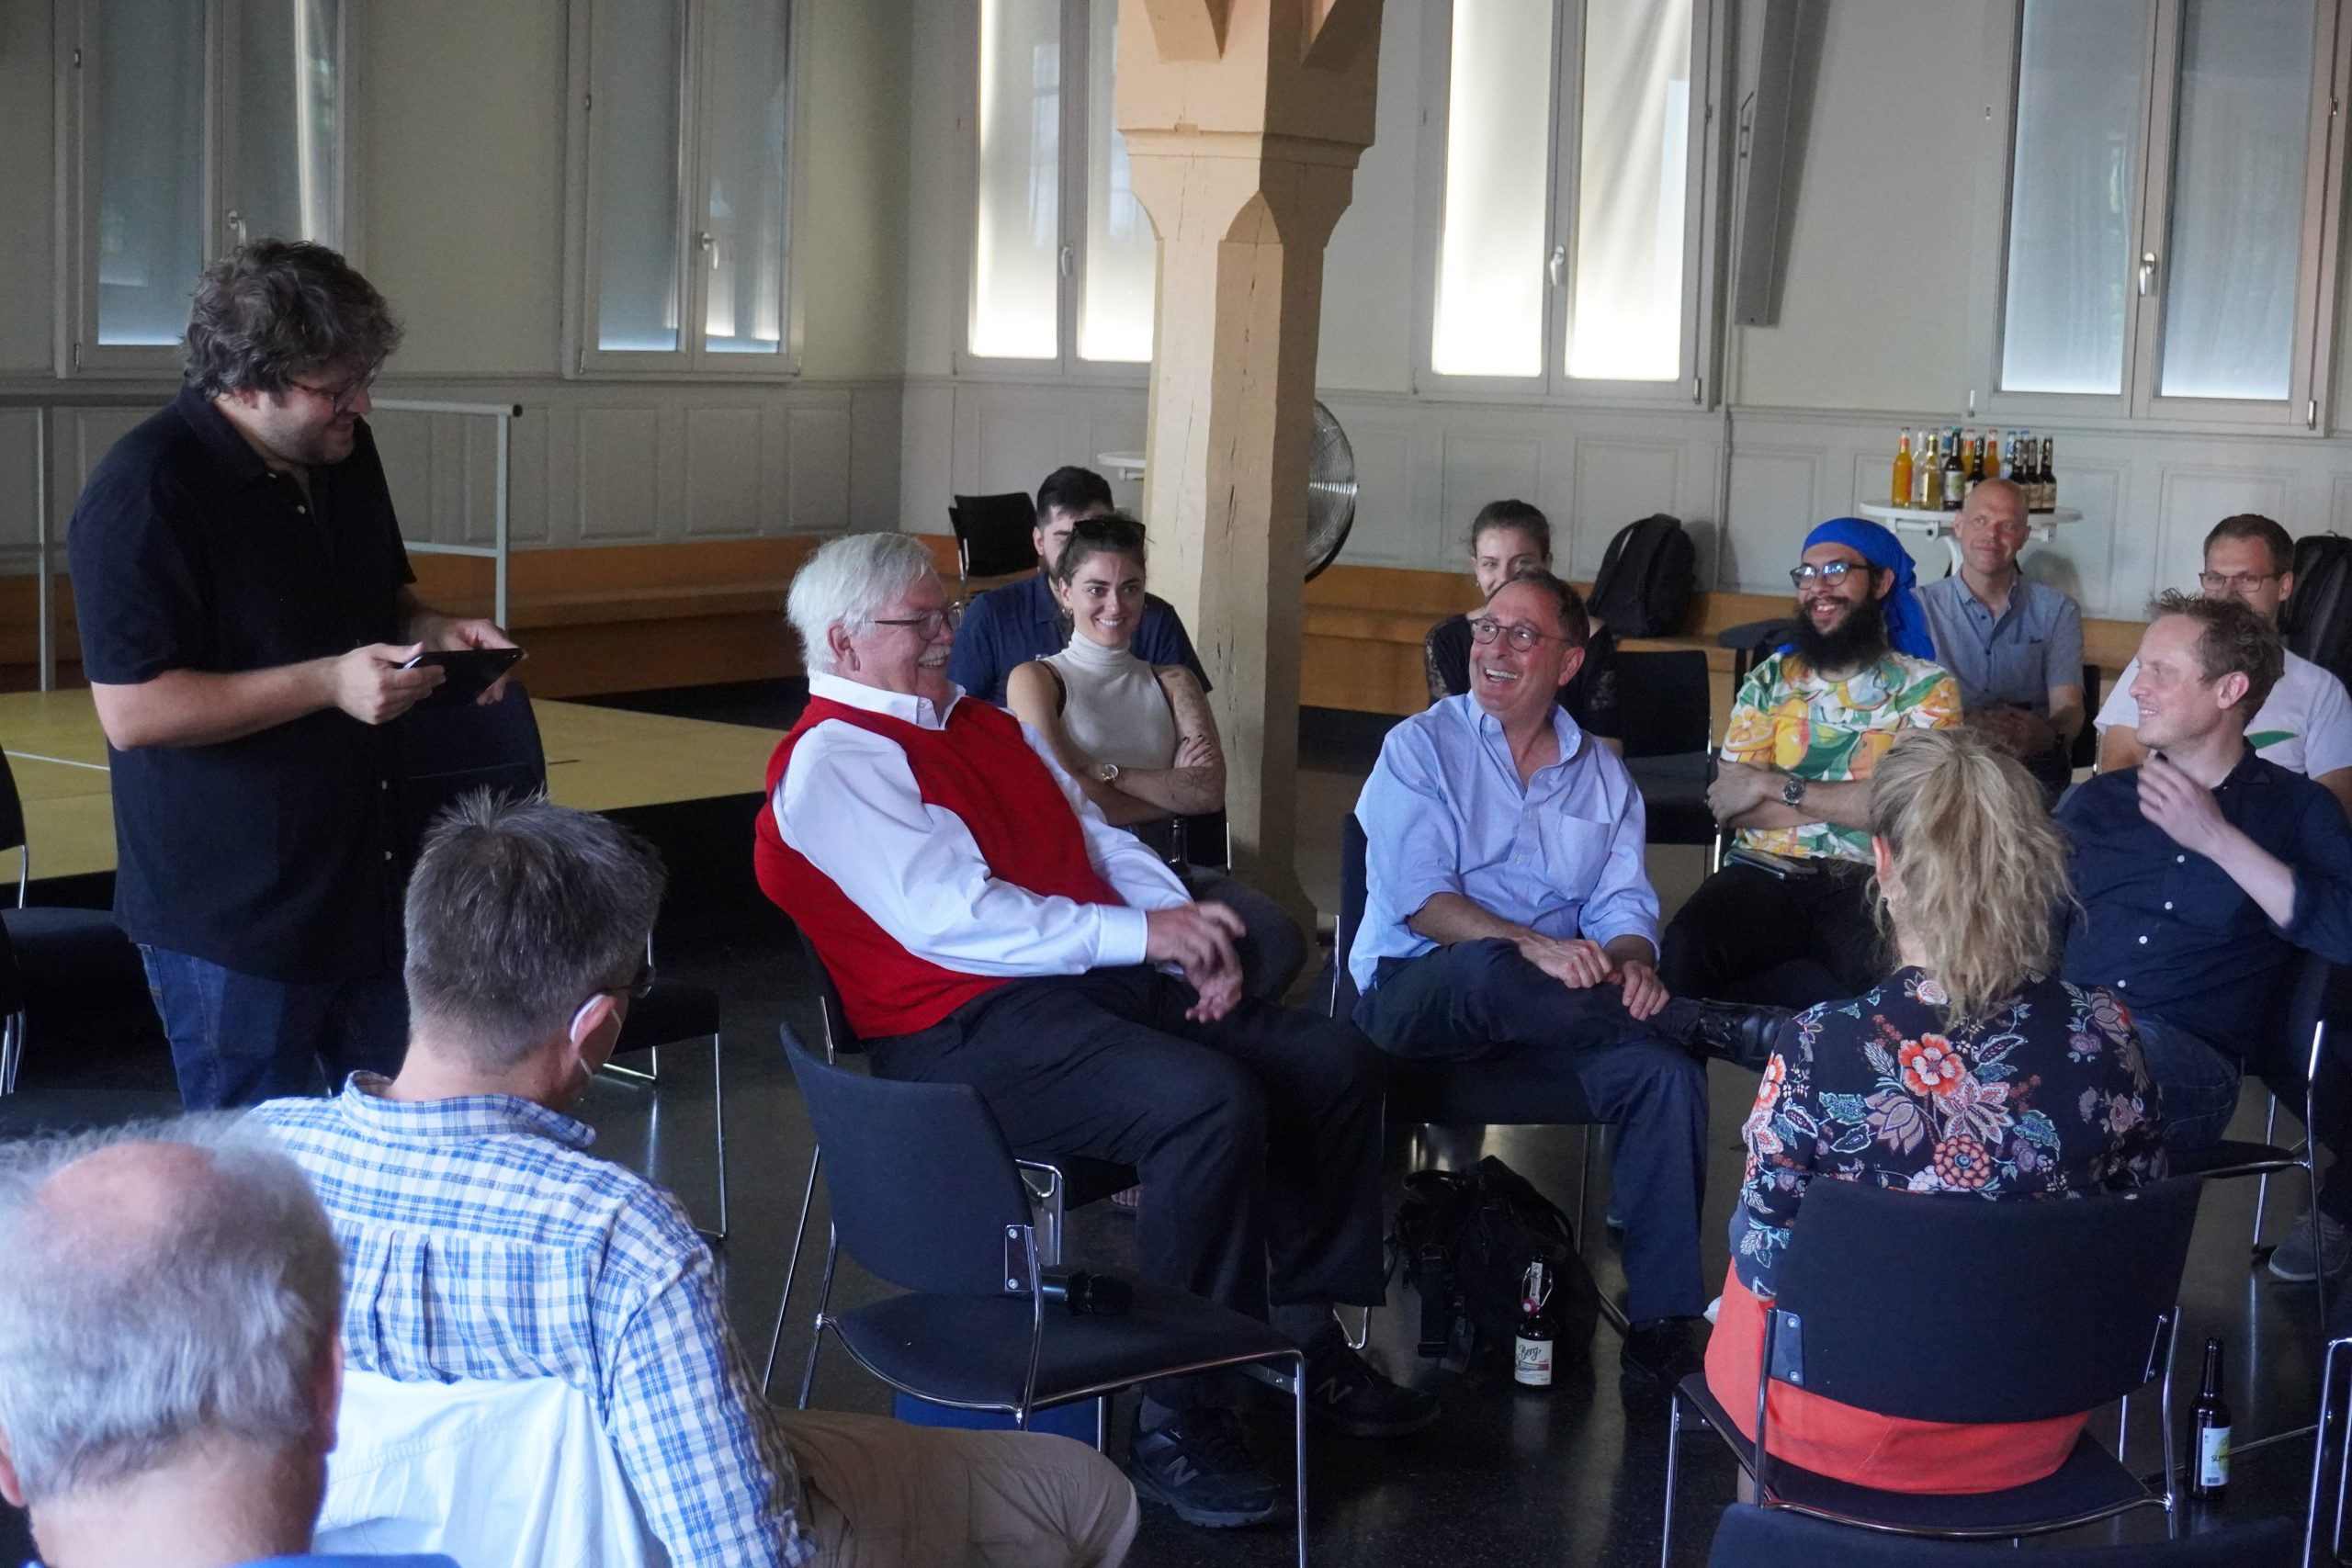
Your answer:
[1918,478,2086,798]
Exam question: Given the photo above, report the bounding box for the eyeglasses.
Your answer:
[288,369,377,414]
[605,956,657,1002]
[864,604,964,637]
[2198,571,2283,593]
[1468,616,1570,652]
[1789,561,1866,587]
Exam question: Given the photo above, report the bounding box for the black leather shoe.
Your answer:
[1302,1333,1440,1438]
[1126,1408,1283,1529]
[1682,1000,1795,1070]
[1619,1316,1706,1397]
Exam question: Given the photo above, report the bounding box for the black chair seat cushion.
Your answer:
[1019,1152,1138,1211]
[1679,1376,2150,1536]
[614,979,721,1055]
[832,1276,1295,1413]
[0,1088,183,1137]
[1705,1502,2297,1567]
[1387,1052,1607,1128]
[2,908,145,1004]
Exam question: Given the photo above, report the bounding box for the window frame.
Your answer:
[53,0,359,379]
[560,0,807,381]
[1967,0,2352,434]
[952,0,1152,386]
[1410,0,1727,409]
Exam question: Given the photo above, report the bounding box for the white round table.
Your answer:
[1857,502,2081,578]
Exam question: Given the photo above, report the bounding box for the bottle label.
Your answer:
[2198,1425,2230,1489]
[1514,1336,1554,1387]
[1943,468,1965,506]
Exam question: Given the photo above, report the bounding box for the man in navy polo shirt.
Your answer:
[947,466,1207,706]
[68,242,514,1110]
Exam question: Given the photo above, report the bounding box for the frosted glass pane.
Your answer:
[1566,0,1691,382]
[1999,0,2149,395]
[703,0,790,355]
[1431,0,1554,378]
[1079,0,1154,364]
[971,0,1060,359]
[95,0,207,346]
[236,0,343,251]
[592,0,685,353]
[2158,0,2312,400]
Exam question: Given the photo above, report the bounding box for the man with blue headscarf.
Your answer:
[1658,518,1961,1011]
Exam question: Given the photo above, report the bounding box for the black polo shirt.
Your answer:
[69,385,414,982]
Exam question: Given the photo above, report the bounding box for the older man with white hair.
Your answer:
[0,1119,455,1568]
[756,532,1435,1533]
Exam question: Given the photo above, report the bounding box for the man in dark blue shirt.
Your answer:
[946,466,1207,705]
[2058,593,2352,1183]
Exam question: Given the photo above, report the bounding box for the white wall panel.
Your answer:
[2157,468,2297,596]
[683,408,763,539]
[787,405,855,532]
[1723,447,1820,592]
[1573,440,1683,580]
[576,406,663,541]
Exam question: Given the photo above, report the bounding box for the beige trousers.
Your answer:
[779,1408,1139,1568]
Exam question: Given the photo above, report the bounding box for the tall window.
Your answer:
[965,0,1157,369]
[1427,0,1712,399]
[567,0,795,375]
[1992,0,2346,426]
[59,0,347,373]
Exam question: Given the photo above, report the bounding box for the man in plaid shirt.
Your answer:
[254,796,1136,1568]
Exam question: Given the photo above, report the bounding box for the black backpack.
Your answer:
[1589,514,1698,637]
[2286,533,2352,692]
[1388,1156,1601,1368]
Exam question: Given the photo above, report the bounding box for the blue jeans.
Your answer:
[140,947,409,1110]
[2133,1012,2243,1156]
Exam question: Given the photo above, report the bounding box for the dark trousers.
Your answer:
[140,945,408,1110]
[1184,869,1308,1001]
[1659,861,1880,1010]
[869,966,1388,1405]
[1352,939,1710,1323]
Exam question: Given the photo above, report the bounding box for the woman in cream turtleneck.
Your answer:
[1006,513,1305,1001]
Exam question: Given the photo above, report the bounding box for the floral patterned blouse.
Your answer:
[1731,967,2167,1300]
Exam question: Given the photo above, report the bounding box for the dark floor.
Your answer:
[27,678,2344,1564]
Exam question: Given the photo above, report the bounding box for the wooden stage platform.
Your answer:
[0,690,784,882]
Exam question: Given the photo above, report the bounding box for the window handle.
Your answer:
[1548,244,1566,288]
[698,231,717,269]
[1058,243,1074,279]
[2138,250,2158,297]
[224,209,247,246]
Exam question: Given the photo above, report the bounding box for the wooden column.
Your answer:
[1118,0,1383,924]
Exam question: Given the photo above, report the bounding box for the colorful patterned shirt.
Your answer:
[251,1077,815,1568]
[1730,969,2167,1300]
[1722,649,1961,863]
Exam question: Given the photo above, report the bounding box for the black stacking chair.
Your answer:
[947,492,1039,602]
[1661,1177,2202,1561]
[783,1022,1312,1567]
[1614,649,1715,848]
[393,686,728,1239]
[2070,664,2105,773]
[0,750,144,1093]
[1704,1504,2297,1568]
[763,929,1136,1396]
[1720,617,1797,690]
[1332,814,1619,1335]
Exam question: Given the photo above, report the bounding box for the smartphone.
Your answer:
[400,647,524,705]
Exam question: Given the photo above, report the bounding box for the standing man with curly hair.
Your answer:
[68,241,516,1110]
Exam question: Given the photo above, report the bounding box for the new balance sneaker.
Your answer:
[1301,1332,1441,1438]
[1125,1408,1283,1529]
[2268,1206,2352,1282]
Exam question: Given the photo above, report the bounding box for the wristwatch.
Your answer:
[1094,761,1122,784]
[1781,774,1807,807]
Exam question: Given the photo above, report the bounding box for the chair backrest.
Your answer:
[792,924,864,1055]
[1769,1176,2202,1424]
[948,492,1040,580]
[0,750,28,861]
[1610,648,1712,760]
[1706,1502,2296,1567]
[1330,814,1369,1019]
[2278,944,2337,1081]
[316,1371,660,1568]
[2069,662,2105,770]
[390,682,548,866]
[782,1021,1036,1296]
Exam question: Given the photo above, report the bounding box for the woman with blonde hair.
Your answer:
[1704,726,2165,1494]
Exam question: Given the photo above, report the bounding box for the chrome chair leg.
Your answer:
[708,1031,729,1241]
[797,1227,839,1411]
[2257,1091,2283,1249]
[1290,1349,1308,1568]
[763,1146,823,1400]
[1659,1392,1683,1568]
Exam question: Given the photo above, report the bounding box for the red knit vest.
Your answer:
[753,694,1122,1039]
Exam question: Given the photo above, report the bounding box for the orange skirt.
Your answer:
[1702,1268,2086,1494]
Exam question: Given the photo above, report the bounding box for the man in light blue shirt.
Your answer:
[1917,479,2086,798]
[1351,570,1782,1394]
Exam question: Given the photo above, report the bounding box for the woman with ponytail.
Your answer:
[1703,727,2167,1493]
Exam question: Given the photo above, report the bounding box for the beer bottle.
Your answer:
[2191,1337,2231,1500]
[1892,429,1913,510]
[2038,436,2056,513]
[1513,1259,1555,1390]
[1940,428,1965,510]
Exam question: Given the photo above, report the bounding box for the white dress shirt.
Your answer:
[775,672,1191,978]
